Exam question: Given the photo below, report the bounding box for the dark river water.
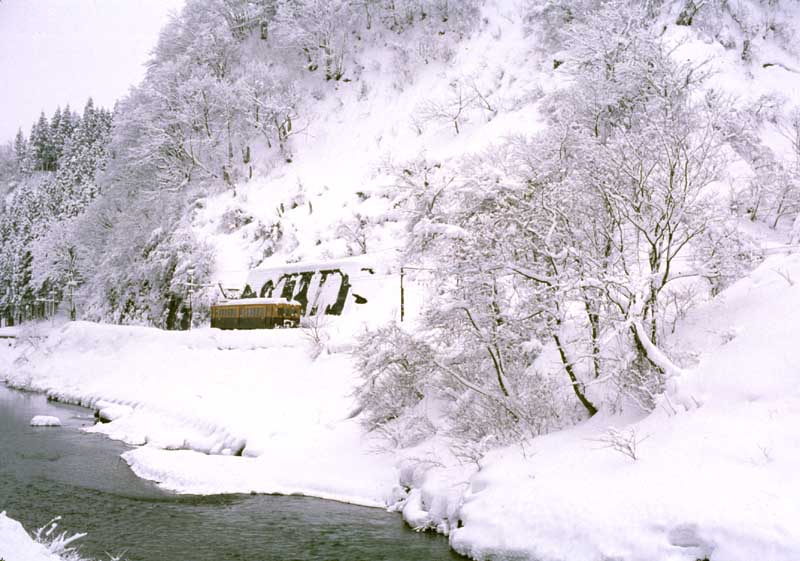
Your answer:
[0,384,465,561]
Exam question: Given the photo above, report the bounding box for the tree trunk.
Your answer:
[553,333,598,416]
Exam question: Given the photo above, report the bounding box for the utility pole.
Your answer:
[400,267,405,322]
[187,267,195,330]
[182,268,215,330]
[49,289,55,326]
[11,254,17,326]
[398,265,438,323]
[67,279,77,320]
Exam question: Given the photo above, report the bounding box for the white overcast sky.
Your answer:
[0,0,185,144]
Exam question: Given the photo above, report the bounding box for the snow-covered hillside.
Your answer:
[445,251,800,561]
[4,0,800,560]
[198,0,800,289]
[195,0,548,296]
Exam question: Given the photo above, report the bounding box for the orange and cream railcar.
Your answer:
[210,298,302,330]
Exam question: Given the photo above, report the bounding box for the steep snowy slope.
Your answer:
[193,0,551,293]
[195,0,800,297]
[441,252,800,561]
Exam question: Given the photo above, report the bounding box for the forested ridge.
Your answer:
[0,101,112,323]
[2,0,800,448]
[0,0,482,328]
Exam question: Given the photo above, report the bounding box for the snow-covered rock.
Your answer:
[29,416,62,427]
[94,402,133,423]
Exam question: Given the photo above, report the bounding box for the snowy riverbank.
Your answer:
[2,252,800,561]
[0,323,399,507]
[0,513,75,561]
[0,513,53,561]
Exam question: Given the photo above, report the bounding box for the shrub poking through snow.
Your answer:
[300,314,330,359]
[32,517,87,560]
[590,427,650,462]
[32,516,127,561]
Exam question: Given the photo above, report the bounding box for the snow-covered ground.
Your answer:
[403,250,800,561]
[0,513,82,561]
[0,513,56,561]
[2,250,800,560]
[1,323,398,506]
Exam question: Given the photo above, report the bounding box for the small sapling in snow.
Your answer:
[590,427,650,462]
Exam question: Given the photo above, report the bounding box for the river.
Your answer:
[0,384,465,561]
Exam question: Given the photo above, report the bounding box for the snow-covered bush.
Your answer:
[219,206,254,233]
[443,363,565,445]
[336,213,370,256]
[353,323,433,430]
[675,0,800,59]
[353,313,564,449]
[613,349,669,412]
[372,413,436,450]
[692,218,764,296]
